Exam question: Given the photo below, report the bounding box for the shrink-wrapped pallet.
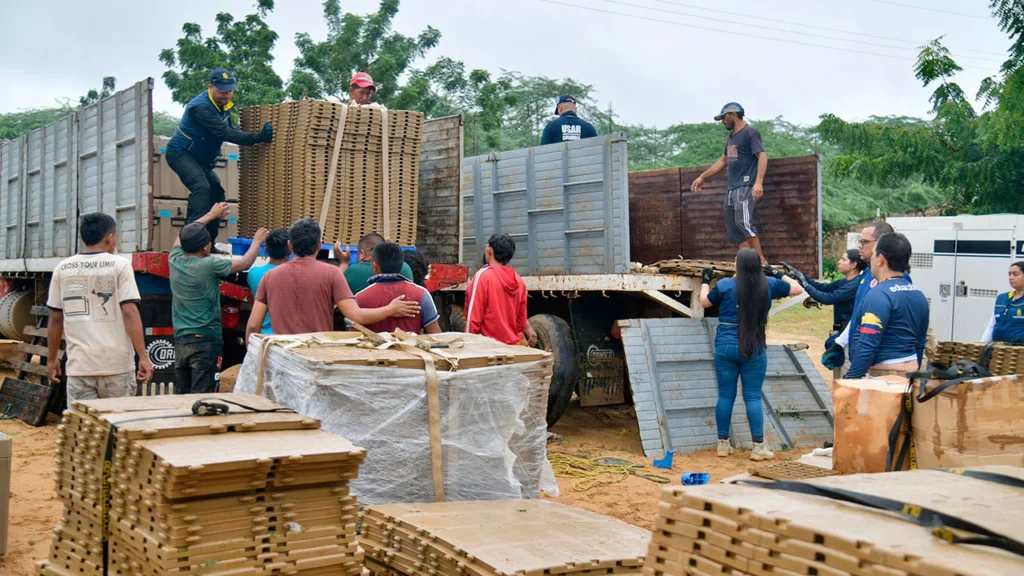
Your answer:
[832,375,910,474]
[235,332,558,505]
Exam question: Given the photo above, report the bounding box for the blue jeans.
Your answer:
[713,344,767,441]
[174,337,223,395]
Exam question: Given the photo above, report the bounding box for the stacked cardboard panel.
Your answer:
[239,102,423,246]
[36,393,367,576]
[643,467,1024,576]
[361,500,650,576]
[933,341,1024,375]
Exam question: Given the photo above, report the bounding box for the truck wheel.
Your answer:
[448,305,466,333]
[530,314,578,428]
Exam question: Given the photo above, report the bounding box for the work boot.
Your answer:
[750,442,775,461]
[716,439,733,457]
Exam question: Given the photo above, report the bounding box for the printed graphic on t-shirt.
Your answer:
[727,144,738,158]
[562,125,583,140]
[58,259,119,322]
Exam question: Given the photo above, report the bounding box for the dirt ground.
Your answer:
[0,306,834,574]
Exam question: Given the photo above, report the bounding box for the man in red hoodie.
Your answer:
[465,233,537,346]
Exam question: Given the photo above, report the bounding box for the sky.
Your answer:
[0,0,1009,127]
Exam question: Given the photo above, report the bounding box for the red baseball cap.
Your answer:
[350,72,376,91]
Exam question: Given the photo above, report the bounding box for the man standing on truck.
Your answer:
[246,229,291,335]
[245,219,420,341]
[165,68,273,252]
[342,232,414,293]
[690,103,769,264]
[348,72,381,107]
[465,233,538,347]
[46,213,154,405]
[170,203,269,394]
[540,95,598,146]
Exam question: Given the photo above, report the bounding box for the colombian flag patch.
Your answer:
[859,312,883,335]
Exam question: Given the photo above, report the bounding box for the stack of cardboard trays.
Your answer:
[933,341,1024,376]
[361,500,651,576]
[239,101,422,246]
[234,332,556,505]
[643,467,1024,576]
[37,393,367,576]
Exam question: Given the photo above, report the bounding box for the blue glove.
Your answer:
[821,344,845,370]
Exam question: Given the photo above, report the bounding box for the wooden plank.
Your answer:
[30,305,50,317]
[23,325,51,338]
[6,359,49,377]
[0,376,55,426]
[17,343,64,359]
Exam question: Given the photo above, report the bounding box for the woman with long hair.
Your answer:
[700,248,803,461]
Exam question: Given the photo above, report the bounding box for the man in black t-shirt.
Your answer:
[690,102,769,264]
[540,95,598,145]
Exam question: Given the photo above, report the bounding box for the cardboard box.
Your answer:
[153,136,239,202]
[0,432,9,556]
[151,199,238,252]
[832,376,910,474]
[912,374,1024,468]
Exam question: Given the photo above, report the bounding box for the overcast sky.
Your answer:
[0,0,1008,127]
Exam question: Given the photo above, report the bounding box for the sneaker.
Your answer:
[716,439,733,457]
[750,442,775,461]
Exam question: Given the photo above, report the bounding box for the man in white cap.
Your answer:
[690,102,769,264]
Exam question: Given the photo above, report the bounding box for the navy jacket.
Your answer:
[167,90,262,166]
[805,277,858,331]
[992,291,1024,342]
[846,277,929,378]
[540,111,598,145]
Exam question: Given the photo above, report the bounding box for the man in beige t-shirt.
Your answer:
[47,213,153,406]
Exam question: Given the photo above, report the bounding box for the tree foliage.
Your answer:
[159,0,285,110]
[817,2,1024,215]
[79,76,117,107]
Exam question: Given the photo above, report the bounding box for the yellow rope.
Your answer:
[548,453,639,492]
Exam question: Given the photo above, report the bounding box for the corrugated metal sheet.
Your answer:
[416,115,463,266]
[677,155,822,275]
[627,168,681,265]
[0,78,153,270]
[619,317,833,458]
[461,133,630,275]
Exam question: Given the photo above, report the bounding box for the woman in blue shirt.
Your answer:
[699,248,803,461]
[981,261,1024,343]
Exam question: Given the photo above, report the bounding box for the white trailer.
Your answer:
[887,215,1024,342]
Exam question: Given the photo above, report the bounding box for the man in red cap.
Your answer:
[349,72,378,106]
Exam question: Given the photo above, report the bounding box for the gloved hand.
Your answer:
[780,261,807,286]
[763,264,785,280]
[821,343,846,370]
[701,268,714,285]
[259,121,273,142]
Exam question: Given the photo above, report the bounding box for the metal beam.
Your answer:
[640,289,694,317]
[768,291,810,317]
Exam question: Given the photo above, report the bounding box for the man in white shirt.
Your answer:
[46,213,153,406]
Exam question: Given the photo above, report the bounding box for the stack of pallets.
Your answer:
[239,101,423,246]
[37,393,367,576]
[361,500,650,576]
[933,341,1024,375]
[643,467,1024,576]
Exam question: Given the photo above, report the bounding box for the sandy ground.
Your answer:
[0,307,834,574]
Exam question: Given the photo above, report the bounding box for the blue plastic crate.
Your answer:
[228,237,415,265]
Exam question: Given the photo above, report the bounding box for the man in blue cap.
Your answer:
[540,95,598,145]
[166,68,273,251]
[690,102,769,264]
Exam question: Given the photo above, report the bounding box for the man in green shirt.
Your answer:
[169,202,268,394]
[341,232,413,293]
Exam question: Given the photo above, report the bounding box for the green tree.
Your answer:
[0,107,73,139]
[153,112,180,137]
[288,0,440,105]
[817,1,1024,215]
[159,0,285,110]
[79,76,116,107]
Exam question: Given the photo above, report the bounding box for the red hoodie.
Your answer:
[465,264,528,345]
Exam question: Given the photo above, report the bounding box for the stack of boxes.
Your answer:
[933,340,1024,375]
[238,101,423,246]
[151,136,240,251]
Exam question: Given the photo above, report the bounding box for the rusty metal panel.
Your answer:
[620,317,833,458]
[628,168,681,265]
[461,133,630,276]
[678,155,821,276]
[417,115,463,266]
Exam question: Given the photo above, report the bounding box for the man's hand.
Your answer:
[47,361,62,384]
[252,227,270,245]
[388,294,421,318]
[821,344,845,370]
[700,268,715,285]
[690,176,705,193]
[333,241,351,269]
[207,202,231,221]
[137,357,154,385]
[524,324,539,347]
[260,121,273,143]
[752,182,764,200]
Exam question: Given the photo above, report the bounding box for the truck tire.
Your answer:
[448,305,466,333]
[529,314,579,428]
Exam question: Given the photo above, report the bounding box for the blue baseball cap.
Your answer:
[555,94,577,115]
[209,68,237,91]
[714,102,744,121]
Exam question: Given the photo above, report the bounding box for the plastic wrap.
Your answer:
[235,335,559,504]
